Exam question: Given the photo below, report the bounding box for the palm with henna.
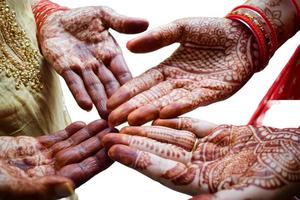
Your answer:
[38,6,149,118]
[0,120,115,200]
[103,117,300,200]
[107,17,260,126]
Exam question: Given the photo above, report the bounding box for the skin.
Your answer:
[107,17,260,126]
[103,117,300,200]
[107,0,300,127]
[35,3,149,119]
[0,120,115,200]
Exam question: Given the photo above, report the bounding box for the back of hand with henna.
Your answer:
[108,17,260,126]
[102,117,300,200]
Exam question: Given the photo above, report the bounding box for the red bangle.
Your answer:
[233,5,278,55]
[226,5,279,71]
[32,0,69,38]
[226,13,268,71]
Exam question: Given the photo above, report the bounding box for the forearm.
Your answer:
[244,0,299,46]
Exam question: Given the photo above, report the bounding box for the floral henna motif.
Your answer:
[189,126,300,193]
[245,0,298,45]
[108,17,260,126]
[35,4,148,118]
[104,122,300,198]
[135,151,152,170]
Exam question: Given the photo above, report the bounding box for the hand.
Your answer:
[0,120,115,200]
[107,17,260,126]
[39,6,149,118]
[103,117,300,200]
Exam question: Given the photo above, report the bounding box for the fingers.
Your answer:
[108,79,172,126]
[100,6,149,34]
[153,118,217,138]
[95,60,120,97]
[127,88,189,125]
[55,127,115,167]
[108,69,164,119]
[59,148,113,187]
[61,68,93,111]
[127,20,184,53]
[108,145,199,195]
[120,126,196,151]
[82,67,108,119]
[109,54,132,85]
[159,88,220,119]
[50,120,108,154]
[102,133,192,164]
[38,121,86,147]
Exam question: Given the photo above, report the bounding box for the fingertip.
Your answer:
[102,133,128,150]
[152,118,179,129]
[77,98,93,111]
[126,35,160,53]
[108,111,123,127]
[108,102,136,127]
[123,18,149,34]
[108,145,138,167]
[160,103,188,119]
[128,105,159,126]
[107,89,131,111]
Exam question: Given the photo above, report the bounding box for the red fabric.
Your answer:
[249,45,300,125]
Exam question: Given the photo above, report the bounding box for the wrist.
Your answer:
[226,5,278,71]
[32,0,69,38]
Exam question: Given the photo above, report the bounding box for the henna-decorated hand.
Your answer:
[103,117,300,200]
[39,6,149,118]
[107,17,260,126]
[0,120,115,200]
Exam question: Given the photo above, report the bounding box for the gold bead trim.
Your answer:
[0,0,43,91]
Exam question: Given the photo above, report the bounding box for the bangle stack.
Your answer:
[226,5,278,71]
[32,0,69,37]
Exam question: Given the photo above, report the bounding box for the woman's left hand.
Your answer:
[38,6,148,118]
[103,117,300,200]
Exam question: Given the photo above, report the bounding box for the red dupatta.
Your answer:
[249,45,300,126]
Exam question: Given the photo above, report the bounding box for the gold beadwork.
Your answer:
[0,0,43,91]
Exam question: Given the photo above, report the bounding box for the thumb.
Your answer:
[37,176,75,199]
[100,6,149,34]
[127,19,185,53]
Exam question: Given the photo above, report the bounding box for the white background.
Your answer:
[53,0,300,199]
